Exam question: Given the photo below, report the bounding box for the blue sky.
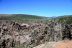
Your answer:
[0,0,72,17]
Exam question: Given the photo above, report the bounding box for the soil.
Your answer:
[54,40,72,48]
[34,40,72,48]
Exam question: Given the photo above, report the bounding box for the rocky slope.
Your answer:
[0,15,72,48]
[0,20,72,48]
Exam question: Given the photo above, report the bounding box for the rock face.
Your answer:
[0,20,72,48]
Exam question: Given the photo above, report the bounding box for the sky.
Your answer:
[0,0,72,17]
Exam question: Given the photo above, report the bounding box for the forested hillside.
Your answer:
[55,15,72,24]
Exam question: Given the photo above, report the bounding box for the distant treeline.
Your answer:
[0,14,46,23]
[0,14,44,20]
[0,14,72,24]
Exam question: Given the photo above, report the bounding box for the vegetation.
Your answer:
[0,14,48,23]
[54,15,72,24]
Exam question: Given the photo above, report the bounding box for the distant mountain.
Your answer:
[0,14,72,24]
[0,14,48,21]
